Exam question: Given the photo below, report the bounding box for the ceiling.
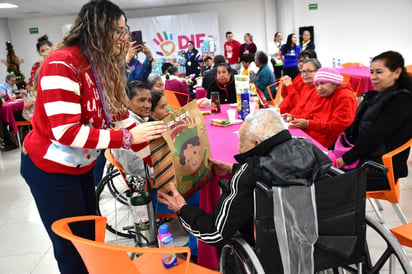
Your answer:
[0,0,233,19]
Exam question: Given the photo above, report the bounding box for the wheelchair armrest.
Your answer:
[361,160,388,176]
[256,181,273,198]
[327,166,345,177]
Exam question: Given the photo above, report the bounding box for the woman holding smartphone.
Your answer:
[126,30,154,82]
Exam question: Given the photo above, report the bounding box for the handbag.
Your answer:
[333,133,360,169]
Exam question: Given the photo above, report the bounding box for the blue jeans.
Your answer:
[21,153,96,274]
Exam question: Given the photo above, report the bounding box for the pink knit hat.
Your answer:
[314,67,343,85]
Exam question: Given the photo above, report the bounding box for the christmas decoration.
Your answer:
[3,41,26,88]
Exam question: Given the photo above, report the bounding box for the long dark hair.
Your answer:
[372,51,412,92]
[282,33,296,55]
[151,91,165,112]
[58,0,128,116]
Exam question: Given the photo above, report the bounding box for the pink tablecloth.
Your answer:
[198,104,336,269]
[0,99,24,133]
[339,66,373,95]
[195,87,207,99]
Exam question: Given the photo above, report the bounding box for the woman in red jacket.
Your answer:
[284,67,358,148]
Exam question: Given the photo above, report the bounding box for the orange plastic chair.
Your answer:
[52,215,220,274]
[390,222,412,248]
[341,73,363,98]
[340,62,367,68]
[366,138,412,225]
[164,90,189,111]
[15,108,32,150]
[266,80,283,106]
[405,64,412,74]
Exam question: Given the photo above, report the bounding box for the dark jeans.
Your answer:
[93,150,106,186]
[21,153,96,274]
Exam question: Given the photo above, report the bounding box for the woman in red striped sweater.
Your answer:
[20,1,166,273]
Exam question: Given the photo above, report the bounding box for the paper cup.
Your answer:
[227,109,236,122]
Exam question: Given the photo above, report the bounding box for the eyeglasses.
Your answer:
[115,28,130,38]
[301,70,317,75]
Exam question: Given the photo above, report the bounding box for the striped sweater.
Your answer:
[23,46,149,174]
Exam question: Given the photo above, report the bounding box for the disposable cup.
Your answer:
[227,109,236,122]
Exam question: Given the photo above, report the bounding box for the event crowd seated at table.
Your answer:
[5,12,412,273]
[157,109,332,252]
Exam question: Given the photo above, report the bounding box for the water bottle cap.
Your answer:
[159,224,169,234]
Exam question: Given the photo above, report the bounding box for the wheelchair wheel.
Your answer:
[96,166,134,238]
[363,215,412,273]
[220,237,265,274]
[343,215,412,273]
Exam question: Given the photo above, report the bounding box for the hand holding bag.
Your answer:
[333,133,360,170]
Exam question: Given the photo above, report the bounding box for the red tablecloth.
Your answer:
[198,104,336,269]
[0,99,24,133]
[339,66,373,95]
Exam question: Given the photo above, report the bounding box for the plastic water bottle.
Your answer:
[337,59,341,68]
[130,181,157,248]
[369,57,373,66]
[332,58,336,69]
[158,224,178,269]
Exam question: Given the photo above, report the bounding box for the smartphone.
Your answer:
[131,30,143,45]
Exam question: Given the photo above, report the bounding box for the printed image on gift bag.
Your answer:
[150,100,213,199]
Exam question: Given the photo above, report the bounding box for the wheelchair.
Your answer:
[219,165,412,273]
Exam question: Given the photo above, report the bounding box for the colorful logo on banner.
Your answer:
[153,30,208,57]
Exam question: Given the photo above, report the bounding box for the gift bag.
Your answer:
[150,100,213,199]
[333,133,360,169]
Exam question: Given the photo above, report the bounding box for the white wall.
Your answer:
[2,0,412,80]
[293,0,412,67]
[6,15,75,80]
[3,0,269,78]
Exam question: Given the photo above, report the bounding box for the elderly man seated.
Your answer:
[158,109,332,253]
[283,67,358,148]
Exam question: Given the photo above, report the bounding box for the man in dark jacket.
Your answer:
[158,109,332,252]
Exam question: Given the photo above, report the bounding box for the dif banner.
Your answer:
[127,12,220,58]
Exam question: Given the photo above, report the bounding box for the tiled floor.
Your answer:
[1,147,412,273]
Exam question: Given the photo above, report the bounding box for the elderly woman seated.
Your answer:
[206,63,237,104]
[253,51,276,101]
[280,58,320,114]
[283,67,358,148]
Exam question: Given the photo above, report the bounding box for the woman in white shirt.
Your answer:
[267,32,283,80]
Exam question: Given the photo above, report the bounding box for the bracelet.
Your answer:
[120,128,132,150]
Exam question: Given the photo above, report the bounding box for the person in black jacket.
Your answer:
[336,51,412,190]
[158,109,331,252]
[206,63,237,104]
[184,40,201,77]
[202,55,237,91]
